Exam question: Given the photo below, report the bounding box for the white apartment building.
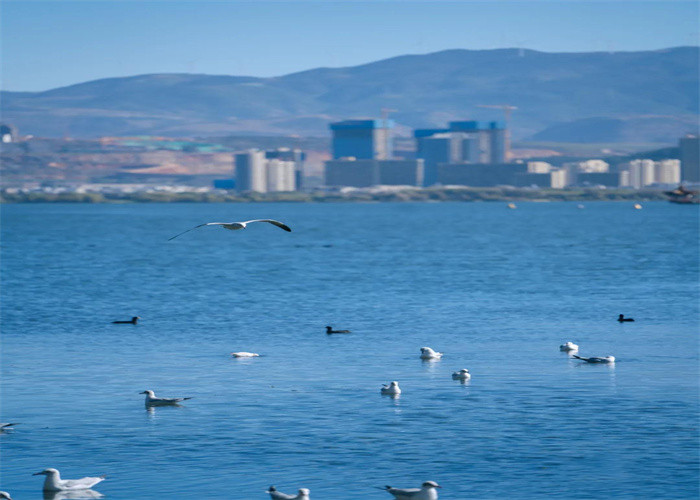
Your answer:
[621,159,679,188]
[235,150,297,193]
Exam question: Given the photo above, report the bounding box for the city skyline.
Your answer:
[2,0,698,91]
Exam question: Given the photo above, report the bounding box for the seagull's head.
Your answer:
[140,390,155,397]
[420,347,434,353]
[33,468,58,476]
[460,369,470,373]
[606,356,616,362]
[390,381,399,387]
[422,481,441,489]
[298,488,310,496]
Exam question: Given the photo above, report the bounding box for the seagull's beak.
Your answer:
[32,471,45,476]
[139,391,147,394]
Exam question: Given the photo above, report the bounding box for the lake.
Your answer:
[1,201,698,499]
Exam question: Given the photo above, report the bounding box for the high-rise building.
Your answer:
[235,150,267,192]
[235,149,297,193]
[266,148,306,190]
[679,135,700,182]
[330,119,394,160]
[623,159,657,188]
[324,158,423,187]
[655,159,681,185]
[414,120,507,186]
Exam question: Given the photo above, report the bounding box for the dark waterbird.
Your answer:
[617,314,635,322]
[112,317,140,324]
[326,326,351,334]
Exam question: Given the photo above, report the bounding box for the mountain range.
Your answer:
[2,47,698,143]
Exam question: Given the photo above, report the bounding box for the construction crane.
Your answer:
[477,104,517,161]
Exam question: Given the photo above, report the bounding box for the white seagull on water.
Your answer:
[266,486,310,499]
[452,369,471,381]
[33,469,106,492]
[168,219,291,240]
[420,347,443,360]
[378,481,441,499]
[140,390,192,406]
[381,381,402,396]
[559,342,579,352]
[231,351,260,358]
[572,355,615,363]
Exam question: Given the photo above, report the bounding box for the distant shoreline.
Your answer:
[0,187,671,204]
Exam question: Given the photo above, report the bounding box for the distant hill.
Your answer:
[2,47,698,143]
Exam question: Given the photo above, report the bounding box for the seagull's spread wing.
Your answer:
[243,219,292,232]
[168,223,227,241]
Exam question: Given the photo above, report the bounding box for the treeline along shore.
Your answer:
[0,187,670,203]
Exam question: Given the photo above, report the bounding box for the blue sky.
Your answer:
[2,0,698,91]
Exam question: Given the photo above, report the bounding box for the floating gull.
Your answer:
[452,369,471,381]
[140,390,192,406]
[168,219,291,240]
[634,203,643,210]
[381,381,402,396]
[325,326,351,334]
[420,347,443,360]
[231,352,260,358]
[617,314,635,322]
[112,316,139,324]
[378,481,441,499]
[266,486,310,499]
[572,355,615,364]
[0,491,11,499]
[559,342,579,352]
[507,203,517,209]
[33,469,105,492]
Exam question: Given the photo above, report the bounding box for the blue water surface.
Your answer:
[1,201,698,499]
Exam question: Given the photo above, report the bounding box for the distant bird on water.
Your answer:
[572,355,616,364]
[381,381,402,396]
[112,316,139,324]
[452,369,471,381]
[140,390,192,406]
[231,351,260,358]
[559,341,579,352]
[326,326,351,334]
[266,486,310,500]
[168,219,291,240]
[618,314,635,322]
[378,481,441,499]
[33,468,106,492]
[420,347,443,360]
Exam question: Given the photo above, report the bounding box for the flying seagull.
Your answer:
[168,219,291,240]
[33,469,106,492]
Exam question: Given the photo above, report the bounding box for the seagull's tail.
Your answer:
[182,397,193,401]
[374,485,392,491]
